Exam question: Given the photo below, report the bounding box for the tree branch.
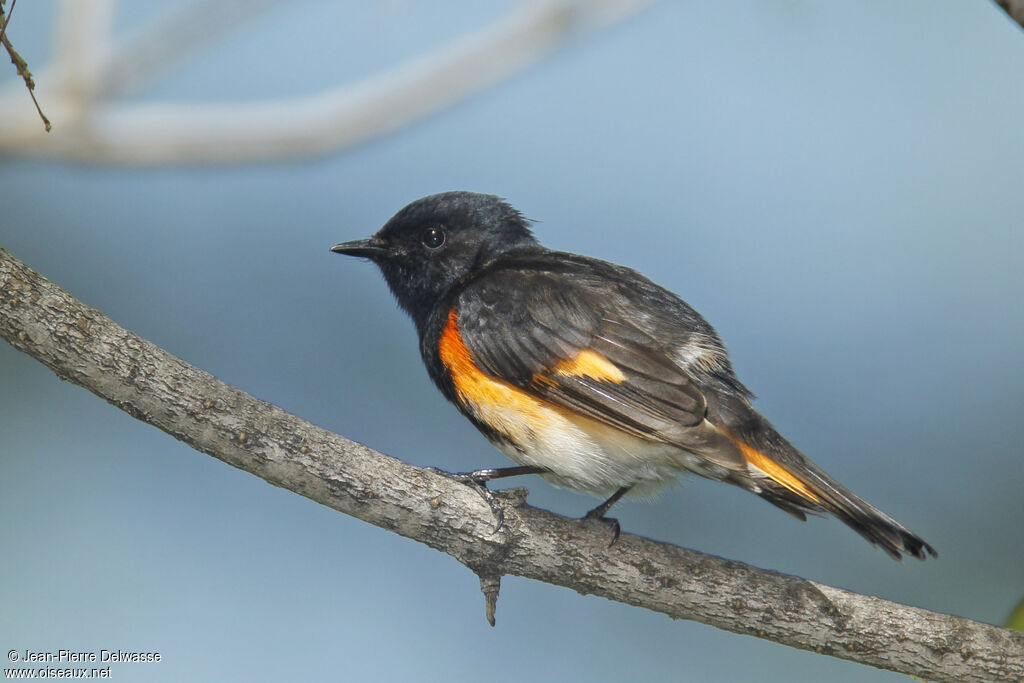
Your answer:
[0,0,656,164]
[1,245,1021,683]
[995,0,1024,29]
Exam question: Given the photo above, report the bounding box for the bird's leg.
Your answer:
[426,465,548,532]
[583,486,632,546]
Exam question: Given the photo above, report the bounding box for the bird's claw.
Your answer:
[425,467,507,533]
[583,508,621,547]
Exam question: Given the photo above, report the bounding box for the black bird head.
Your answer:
[332,191,538,329]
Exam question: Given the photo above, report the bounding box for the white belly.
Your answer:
[473,396,686,497]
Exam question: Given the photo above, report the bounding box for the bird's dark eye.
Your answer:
[422,226,446,249]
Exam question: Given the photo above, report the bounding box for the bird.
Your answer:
[331,191,936,561]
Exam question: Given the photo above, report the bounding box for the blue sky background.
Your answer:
[2,2,1023,681]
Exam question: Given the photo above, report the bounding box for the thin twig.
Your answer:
[1,0,15,40]
[1,0,51,131]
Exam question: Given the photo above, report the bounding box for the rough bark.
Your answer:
[1,246,1021,683]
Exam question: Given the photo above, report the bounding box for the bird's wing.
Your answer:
[451,266,731,452]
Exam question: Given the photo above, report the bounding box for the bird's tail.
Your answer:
[722,421,937,561]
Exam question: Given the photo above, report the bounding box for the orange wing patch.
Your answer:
[549,349,626,383]
[727,434,822,503]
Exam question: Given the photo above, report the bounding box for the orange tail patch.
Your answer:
[726,432,821,503]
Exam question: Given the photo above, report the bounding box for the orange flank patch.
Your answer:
[438,308,628,450]
[727,433,822,503]
[549,349,626,383]
[439,308,545,415]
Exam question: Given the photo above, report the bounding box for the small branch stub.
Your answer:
[478,573,502,627]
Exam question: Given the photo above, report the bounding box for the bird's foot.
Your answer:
[426,466,547,533]
[582,508,621,547]
[581,486,632,547]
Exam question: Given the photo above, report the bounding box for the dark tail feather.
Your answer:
[789,464,936,561]
[721,416,938,561]
[757,472,937,561]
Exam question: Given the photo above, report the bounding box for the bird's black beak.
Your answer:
[330,238,388,259]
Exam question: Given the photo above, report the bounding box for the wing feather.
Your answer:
[456,268,709,443]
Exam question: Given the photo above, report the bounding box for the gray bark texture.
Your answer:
[2,246,1022,683]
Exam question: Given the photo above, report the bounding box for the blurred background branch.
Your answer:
[0,0,655,163]
[2,248,1022,683]
[2,0,1022,162]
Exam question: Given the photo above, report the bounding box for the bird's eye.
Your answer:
[422,226,446,249]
